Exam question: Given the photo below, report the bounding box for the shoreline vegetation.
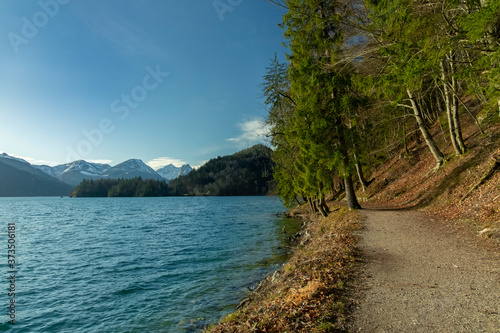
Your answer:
[205,204,362,332]
[204,144,500,332]
[203,126,500,332]
[206,0,499,330]
[203,70,500,332]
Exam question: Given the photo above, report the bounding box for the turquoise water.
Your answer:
[0,196,291,332]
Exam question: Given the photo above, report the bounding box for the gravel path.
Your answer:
[349,209,500,332]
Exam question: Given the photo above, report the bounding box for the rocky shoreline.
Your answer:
[204,204,362,332]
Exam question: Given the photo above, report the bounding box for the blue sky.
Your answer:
[0,0,287,169]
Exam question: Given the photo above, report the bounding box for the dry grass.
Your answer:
[204,207,362,333]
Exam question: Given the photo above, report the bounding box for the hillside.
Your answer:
[69,178,169,197]
[169,144,274,196]
[0,159,73,197]
[205,114,500,332]
[346,116,500,331]
[357,117,500,240]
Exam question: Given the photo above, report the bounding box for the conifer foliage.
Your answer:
[265,0,500,211]
[69,177,170,197]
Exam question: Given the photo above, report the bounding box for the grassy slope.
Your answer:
[205,112,500,332]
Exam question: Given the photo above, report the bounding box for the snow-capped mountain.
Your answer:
[2,151,191,188]
[156,164,193,180]
[0,153,30,164]
[61,160,110,176]
[155,164,178,180]
[37,158,178,184]
[35,160,111,186]
[179,164,193,176]
[35,165,59,177]
[102,159,163,180]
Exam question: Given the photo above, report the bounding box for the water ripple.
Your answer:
[0,196,290,332]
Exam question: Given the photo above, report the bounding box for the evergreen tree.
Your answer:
[282,0,362,210]
[460,0,500,122]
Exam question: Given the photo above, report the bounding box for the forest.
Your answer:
[263,0,500,213]
[69,178,170,197]
[168,144,274,196]
[69,145,274,197]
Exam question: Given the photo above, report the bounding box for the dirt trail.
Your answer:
[349,209,500,332]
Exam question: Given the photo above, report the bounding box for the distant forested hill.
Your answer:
[0,159,73,197]
[69,145,275,197]
[169,144,274,196]
[69,178,169,197]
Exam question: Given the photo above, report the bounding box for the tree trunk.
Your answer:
[452,95,466,153]
[320,196,330,213]
[317,198,328,217]
[407,89,445,167]
[450,55,466,153]
[403,120,409,155]
[441,59,462,156]
[308,197,318,213]
[354,152,369,192]
[318,183,330,214]
[339,177,345,191]
[337,126,362,210]
[344,175,361,210]
[415,123,422,145]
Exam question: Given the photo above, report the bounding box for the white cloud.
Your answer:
[1,154,111,167]
[12,155,60,167]
[147,157,188,170]
[87,159,113,165]
[227,118,270,147]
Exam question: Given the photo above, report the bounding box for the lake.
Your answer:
[0,196,294,332]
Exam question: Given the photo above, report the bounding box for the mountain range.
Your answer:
[69,144,274,197]
[0,153,74,197]
[0,153,192,196]
[156,164,193,181]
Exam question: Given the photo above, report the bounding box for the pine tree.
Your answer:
[282,0,361,210]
